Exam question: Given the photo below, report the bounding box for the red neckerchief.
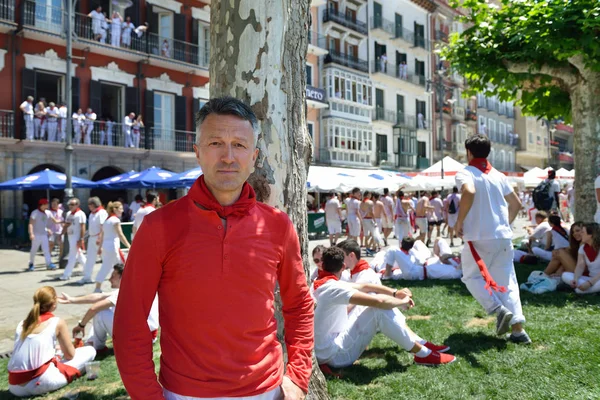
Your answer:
[350,260,371,277]
[313,271,339,291]
[317,270,328,279]
[91,206,104,214]
[109,213,118,219]
[401,249,410,255]
[73,208,82,214]
[469,158,492,174]
[188,175,256,219]
[583,244,598,262]
[39,312,55,323]
[552,225,569,241]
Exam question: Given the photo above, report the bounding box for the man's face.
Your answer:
[87,108,92,113]
[353,191,362,200]
[343,251,357,270]
[194,114,258,196]
[109,270,122,289]
[51,201,59,210]
[313,250,323,271]
[40,204,48,211]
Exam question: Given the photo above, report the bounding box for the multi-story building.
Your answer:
[514,109,551,170]
[550,122,574,170]
[0,0,210,218]
[476,93,517,171]
[369,0,434,171]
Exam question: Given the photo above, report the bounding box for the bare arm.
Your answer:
[455,183,475,236]
[596,188,600,204]
[573,253,587,283]
[58,291,110,305]
[79,223,86,244]
[349,291,414,310]
[28,219,34,239]
[116,222,131,248]
[504,191,522,225]
[56,319,76,360]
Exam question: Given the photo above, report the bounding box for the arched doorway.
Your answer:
[90,166,127,207]
[23,164,65,217]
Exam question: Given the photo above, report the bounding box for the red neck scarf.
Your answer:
[313,271,339,291]
[552,225,569,241]
[39,312,55,323]
[583,244,598,262]
[469,158,492,174]
[189,175,256,219]
[92,206,104,214]
[350,259,371,277]
[401,249,410,255]
[317,270,328,279]
[72,208,82,215]
[109,213,118,219]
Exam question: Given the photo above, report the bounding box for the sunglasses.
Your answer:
[313,258,322,264]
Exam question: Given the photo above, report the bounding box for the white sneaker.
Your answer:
[77,278,93,285]
[93,287,103,293]
[58,275,70,281]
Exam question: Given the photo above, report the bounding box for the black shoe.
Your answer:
[509,332,532,345]
[496,306,513,336]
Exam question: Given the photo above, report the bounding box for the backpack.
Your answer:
[448,196,457,214]
[532,180,554,211]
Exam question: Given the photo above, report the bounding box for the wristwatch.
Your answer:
[78,321,85,328]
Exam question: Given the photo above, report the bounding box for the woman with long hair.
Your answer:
[7,287,96,397]
[562,223,600,294]
[544,221,583,276]
[94,201,131,293]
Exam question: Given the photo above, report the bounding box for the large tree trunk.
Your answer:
[210,2,329,399]
[570,79,600,222]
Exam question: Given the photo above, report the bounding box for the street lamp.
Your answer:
[64,0,76,202]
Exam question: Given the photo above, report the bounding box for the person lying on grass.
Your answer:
[562,222,600,294]
[313,246,456,368]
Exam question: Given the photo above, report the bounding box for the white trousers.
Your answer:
[111,28,121,47]
[82,236,100,281]
[34,119,45,139]
[347,216,361,237]
[532,247,553,262]
[59,119,66,141]
[513,249,528,263]
[164,386,282,400]
[46,121,58,142]
[73,125,82,143]
[63,235,87,278]
[325,306,416,368]
[124,128,132,147]
[327,220,342,235]
[100,129,113,146]
[24,116,33,140]
[88,309,114,349]
[435,238,452,257]
[394,217,411,240]
[95,240,122,284]
[461,239,525,325]
[30,234,52,265]
[447,214,459,229]
[561,272,600,294]
[424,260,462,280]
[8,346,96,397]
[133,132,140,148]
[100,29,107,43]
[84,124,93,144]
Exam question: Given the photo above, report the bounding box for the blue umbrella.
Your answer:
[0,168,97,190]
[94,170,137,189]
[106,166,176,189]
[155,167,202,188]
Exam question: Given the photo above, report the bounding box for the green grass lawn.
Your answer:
[1,263,600,399]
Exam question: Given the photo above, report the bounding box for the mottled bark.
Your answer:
[210,1,329,398]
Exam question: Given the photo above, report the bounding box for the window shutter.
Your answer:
[173,14,186,62]
[125,86,138,117]
[71,77,80,113]
[175,95,187,151]
[191,20,199,66]
[193,98,200,131]
[22,69,36,102]
[89,81,101,116]
[144,90,154,150]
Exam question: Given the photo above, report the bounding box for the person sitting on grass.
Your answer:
[562,222,600,294]
[544,221,583,276]
[530,215,570,262]
[433,237,462,268]
[314,247,456,368]
[60,264,159,351]
[338,239,382,285]
[525,211,551,251]
[7,286,96,398]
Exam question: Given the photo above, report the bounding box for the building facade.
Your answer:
[476,93,517,171]
[550,123,574,170]
[514,109,550,170]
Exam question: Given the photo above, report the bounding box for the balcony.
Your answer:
[23,0,64,35]
[0,110,14,138]
[397,153,417,169]
[451,106,465,121]
[372,107,397,124]
[376,151,394,167]
[0,0,15,31]
[434,29,448,43]
[323,9,368,36]
[417,156,430,170]
[486,99,496,112]
[465,108,477,123]
[371,61,426,88]
[324,49,369,73]
[370,15,395,36]
[393,26,430,51]
[397,112,430,130]
[506,107,515,118]
[308,30,328,56]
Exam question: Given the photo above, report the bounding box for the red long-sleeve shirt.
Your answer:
[113,195,314,399]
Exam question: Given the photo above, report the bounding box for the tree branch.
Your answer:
[503,61,578,90]
[567,55,585,75]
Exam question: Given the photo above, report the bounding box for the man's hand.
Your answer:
[72,325,85,338]
[29,233,34,241]
[57,292,74,304]
[396,288,412,298]
[398,297,415,311]
[280,376,305,400]
[454,221,464,238]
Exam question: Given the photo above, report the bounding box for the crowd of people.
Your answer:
[19,96,145,148]
[87,6,150,51]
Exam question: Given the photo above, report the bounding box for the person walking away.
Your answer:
[325,192,343,246]
[47,198,64,260]
[79,197,108,285]
[347,188,363,242]
[112,97,314,400]
[7,287,96,397]
[132,192,158,240]
[381,188,395,245]
[94,201,129,293]
[28,199,58,271]
[60,198,87,281]
[454,134,529,344]
[446,187,461,246]
[20,96,34,141]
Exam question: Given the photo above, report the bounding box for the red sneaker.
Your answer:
[424,341,450,353]
[414,351,456,366]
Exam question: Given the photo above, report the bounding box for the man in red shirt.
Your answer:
[113,97,314,400]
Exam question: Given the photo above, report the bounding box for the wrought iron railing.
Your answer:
[0,110,14,139]
[325,49,369,73]
[323,9,368,35]
[371,60,426,87]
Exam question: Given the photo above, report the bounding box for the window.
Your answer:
[306,64,313,86]
[537,135,541,145]
[499,122,506,143]
[529,132,533,143]
[197,25,210,66]
[34,0,63,34]
[154,92,175,150]
[307,122,314,139]
[325,69,372,114]
[544,138,548,146]
[324,120,372,165]
[158,11,174,58]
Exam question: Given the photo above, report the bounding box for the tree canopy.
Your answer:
[443,0,600,121]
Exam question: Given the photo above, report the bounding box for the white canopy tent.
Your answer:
[420,156,467,177]
[307,166,412,193]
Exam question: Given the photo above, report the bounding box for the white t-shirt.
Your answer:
[431,197,444,220]
[133,205,155,230]
[102,216,121,244]
[546,179,561,209]
[88,208,109,237]
[129,201,142,221]
[550,228,570,250]
[347,198,361,219]
[455,166,513,241]
[20,101,33,116]
[530,221,551,246]
[349,268,381,285]
[30,209,50,235]
[381,195,394,220]
[7,317,60,372]
[446,193,461,214]
[45,107,58,121]
[313,280,357,362]
[58,106,68,119]
[90,10,104,26]
[85,112,96,125]
[66,210,86,239]
[325,198,341,222]
[579,245,600,278]
[384,248,423,280]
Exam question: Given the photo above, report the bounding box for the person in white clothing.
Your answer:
[524,211,551,251]
[94,201,131,293]
[84,108,96,144]
[88,5,105,41]
[123,112,135,148]
[309,245,351,300]
[544,170,561,212]
[129,194,143,222]
[314,247,456,368]
[20,96,34,141]
[28,199,59,271]
[121,16,134,48]
[445,187,461,246]
[415,192,433,242]
[60,198,87,280]
[99,117,114,146]
[346,188,363,241]
[338,240,381,286]
[325,192,343,246]
[7,286,96,397]
[72,109,85,144]
[429,191,445,242]
[58,102,68,141]
[78,197,109,285]
[63,264,159,351]
[531,215,570,262]
[454,134,528,344]
[562,223,600,294]
[380,188,395,245]
[595,176,600,224]
[394,190,414,242]
[132,114,143,148]
[47,198,64,259]
[132,192,158,240]
[110,11,123,47]
[33,101,46,140]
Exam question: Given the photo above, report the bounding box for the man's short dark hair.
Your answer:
[401,237,416,251]
[322,247,346,274]
[383,188,389,195]
[535,211,548,220]
[372,193,380,201]
[134,194,143,202]
[431,190,438,197]
[398,190,404,198]
[465,134,491,158]
[548,170,556,179]
[329,192,336,198]
[548,215,561,227]
[453,186,458,193]
[196,96,259,145]
[337,239,361,260]
[363,191,371,198]
[146,191,158,204]
[113,264,124,276]
[312,244,327,257]
[351,187,361,195]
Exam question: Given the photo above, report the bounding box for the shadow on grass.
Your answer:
[331,347,409,385]
[445,332,507,371]
[0,387,129,399]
